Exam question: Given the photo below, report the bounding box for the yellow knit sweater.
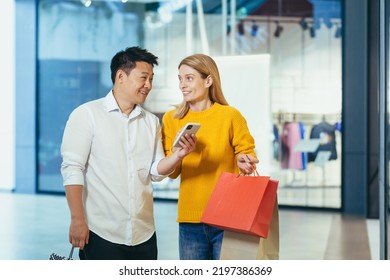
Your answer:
[162,103,256,223]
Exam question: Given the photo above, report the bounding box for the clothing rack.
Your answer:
[273,112,341,188]
[273,112,341,125]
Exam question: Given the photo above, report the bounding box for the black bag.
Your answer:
[49,246,74,260]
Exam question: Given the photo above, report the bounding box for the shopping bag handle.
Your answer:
[238,169,259,177]
[68,246,74,260]
[237,154,259,176]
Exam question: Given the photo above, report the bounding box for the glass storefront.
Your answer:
[386,0,390,259]
[37,0,342,209]
[37,0,143,192]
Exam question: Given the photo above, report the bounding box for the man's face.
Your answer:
[121,61,154,105]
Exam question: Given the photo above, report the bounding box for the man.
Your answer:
[60,46,196,260]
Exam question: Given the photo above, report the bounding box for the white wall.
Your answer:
[214,55,272,175]
[0,0,16,190]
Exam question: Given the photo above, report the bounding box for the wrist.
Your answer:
[173,150,184,161]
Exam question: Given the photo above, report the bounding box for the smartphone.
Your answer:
[173,123,201,148]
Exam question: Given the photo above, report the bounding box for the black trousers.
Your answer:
[79,231,158,260]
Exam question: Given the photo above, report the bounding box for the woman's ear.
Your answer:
[206,75,213,87]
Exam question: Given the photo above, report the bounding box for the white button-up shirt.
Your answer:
[61,91,166,246]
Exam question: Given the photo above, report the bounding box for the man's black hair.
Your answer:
[110,46,159,84]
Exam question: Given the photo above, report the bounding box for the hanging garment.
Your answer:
[308,121,338,162]
[273,124,280,161]
[280,122,304,170]
[298,122,307,170]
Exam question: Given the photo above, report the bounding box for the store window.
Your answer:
[386,0,390,259]
[37,0,144,192]
[37,0,342,209]
[144,0,343,208]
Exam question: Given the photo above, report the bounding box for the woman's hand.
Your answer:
[158,134,197,176]
[237,154,259,174]
[174,133,197,159]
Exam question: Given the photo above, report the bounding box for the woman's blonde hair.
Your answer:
[173,54,229,119]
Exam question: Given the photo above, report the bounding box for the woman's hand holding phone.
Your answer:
[173,123,200,148]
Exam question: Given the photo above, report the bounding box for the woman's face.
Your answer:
[178,64,210,104]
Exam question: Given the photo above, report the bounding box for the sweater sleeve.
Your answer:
[230,108,257,158]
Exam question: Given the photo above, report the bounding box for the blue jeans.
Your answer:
[179,223,224,260]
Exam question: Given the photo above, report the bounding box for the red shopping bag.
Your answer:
[201,172,278,238]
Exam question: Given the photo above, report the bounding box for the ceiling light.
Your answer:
[324,17,333,29]
[226,24,231,35]
[251,21,258,37]
[335,25,342,38]
[309,26,316,38]
[299,18,308,30]
[274,22,283,38]
[238,21,245,36]
[313,17,321,30]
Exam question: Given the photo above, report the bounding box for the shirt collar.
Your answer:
[104,90,144,119]
[104,90,120,112]
[129,104,144,119]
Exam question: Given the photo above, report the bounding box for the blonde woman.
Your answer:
[162,54,258,260]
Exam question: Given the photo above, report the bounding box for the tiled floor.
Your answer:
[0,191,380,260]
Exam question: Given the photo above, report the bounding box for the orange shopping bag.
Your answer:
[201,171,278,238]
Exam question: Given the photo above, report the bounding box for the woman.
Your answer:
[161,53,259,260]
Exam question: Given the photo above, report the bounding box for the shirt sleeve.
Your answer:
[161,112,182,179]
[60,106,94,186]
[150,118,168,182]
